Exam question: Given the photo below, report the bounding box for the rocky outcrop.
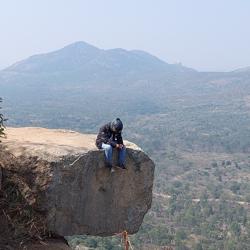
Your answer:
[0,127,155,237]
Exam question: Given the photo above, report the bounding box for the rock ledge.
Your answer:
[1,127,155,237]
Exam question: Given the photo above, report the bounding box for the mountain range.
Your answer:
[3,41,193,75]
[0,41,250,138]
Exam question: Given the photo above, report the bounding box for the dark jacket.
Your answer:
[96,122,123,149]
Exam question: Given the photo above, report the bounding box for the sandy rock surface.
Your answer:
[3,127,140,161]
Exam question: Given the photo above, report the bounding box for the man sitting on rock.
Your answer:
[96,118,126,173]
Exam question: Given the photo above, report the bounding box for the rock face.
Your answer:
[0,127,155,237]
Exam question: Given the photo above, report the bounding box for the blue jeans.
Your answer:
[101,143,126,166]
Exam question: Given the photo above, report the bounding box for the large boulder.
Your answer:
[0,127,154,237]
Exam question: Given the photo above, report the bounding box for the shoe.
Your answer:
[110,167,115,173]
[105,162,112,169]
[119,164,127,170]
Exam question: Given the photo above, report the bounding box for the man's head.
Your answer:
[111,118,123,133]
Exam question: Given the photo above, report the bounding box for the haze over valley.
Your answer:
[1,41,250,249]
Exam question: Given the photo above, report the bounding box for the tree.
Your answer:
[230,222,241,237]
[195,242,203,250]
[0,97,6,140]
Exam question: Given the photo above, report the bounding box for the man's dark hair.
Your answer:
[111,118,123,132]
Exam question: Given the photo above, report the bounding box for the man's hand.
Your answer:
[116,144,124,149]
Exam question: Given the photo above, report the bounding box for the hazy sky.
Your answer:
[0,0,249,71]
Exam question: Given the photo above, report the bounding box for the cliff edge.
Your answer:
[0,127,155,240]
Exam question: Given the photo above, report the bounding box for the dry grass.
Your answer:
[0,146,67,249]
[0,171,48,250]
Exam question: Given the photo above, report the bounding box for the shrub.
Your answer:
[0,98,6,140]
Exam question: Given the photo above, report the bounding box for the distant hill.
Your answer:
[0,41,197,124]
[0,41,250,149]
[2,41,194,77]
[232,66,250,73]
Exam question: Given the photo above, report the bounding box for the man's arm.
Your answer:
[116,132,123,145]
[108,138,118,148]
[96,124,113,148]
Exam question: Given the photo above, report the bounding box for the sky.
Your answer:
[0,0,249,72]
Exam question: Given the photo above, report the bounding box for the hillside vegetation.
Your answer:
[1,42,250,249]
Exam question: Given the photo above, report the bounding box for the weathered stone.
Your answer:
[1,127,155,237]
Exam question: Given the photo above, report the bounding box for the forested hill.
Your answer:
[1,41,193,81]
